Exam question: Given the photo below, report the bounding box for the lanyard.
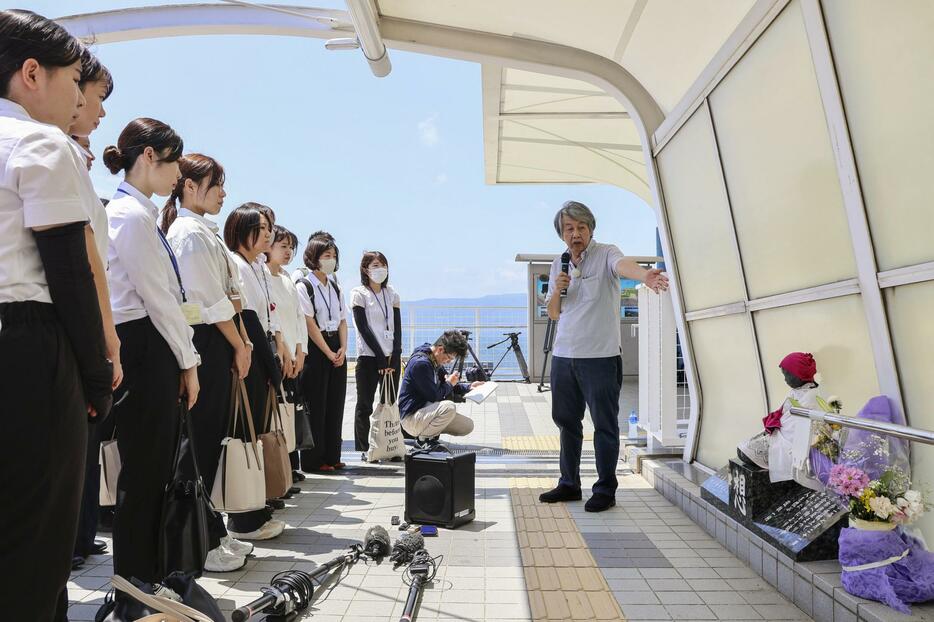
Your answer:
[316,279,334,321]
[243,254,273,329]
[116,188,186,302]
[370,286,390,330]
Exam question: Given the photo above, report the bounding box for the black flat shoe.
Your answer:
[90,539,108,555]
[267,499,285,510]
[71,555,85,571]
[539,484,583,504]
[287,486,300,496]
[585,493,616,513]
[292,470,306,482]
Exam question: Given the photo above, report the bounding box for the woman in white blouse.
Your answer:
[0,10,113,617]
[295,231,348,472]
[266,226,308,483]
[103,117,200,584]
[223,203,286,541]
[350,251,402,458]
[163,153,255,572]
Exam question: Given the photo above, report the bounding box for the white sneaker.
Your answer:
[228,519,285,541]
[221,535,254,557]
[204,546,247,573]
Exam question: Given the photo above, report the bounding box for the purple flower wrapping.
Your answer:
[839,527,934,614]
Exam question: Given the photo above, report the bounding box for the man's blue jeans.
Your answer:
[551,355,622,497]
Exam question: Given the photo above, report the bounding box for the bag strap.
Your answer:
[300,277,319,328]
[110,576,214,622]
[227,371,241,437]
[237,379,262,467]
[262,385,278,433]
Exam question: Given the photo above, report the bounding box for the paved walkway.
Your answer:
[67,381,814,622]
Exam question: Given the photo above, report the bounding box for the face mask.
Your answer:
[319,258,337,275]
[368,267,388,284]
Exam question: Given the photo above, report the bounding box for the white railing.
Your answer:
[638,287,690,447]
[347,304,528,380]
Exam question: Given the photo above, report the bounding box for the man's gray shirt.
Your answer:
[547,240,625,359]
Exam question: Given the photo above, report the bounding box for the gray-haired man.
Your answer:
[540,201,668,512]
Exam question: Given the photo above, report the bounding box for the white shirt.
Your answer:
[107,181,199,369]
[67,137,109,263]
[0,99,95,303]
[166,208,239,325]
[232,252,280,334]
[296,272,346,332]
[351,284,400,358]
[547,240,625,359]
[269,269,307,354]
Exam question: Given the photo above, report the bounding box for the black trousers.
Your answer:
[74,414,114,557]
[300,332,347,468]
[112,317,181,583]
[182,323,233,550]
[354,356,400,451]
[0,302,87,622]
[228,311,274,534]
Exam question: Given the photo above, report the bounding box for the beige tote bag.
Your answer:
[210,377,266,512]
[109,576,214,622]
[279,392,297,453]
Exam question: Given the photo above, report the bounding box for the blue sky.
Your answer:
[30,1,659,300]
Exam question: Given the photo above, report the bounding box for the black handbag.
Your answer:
[293,399,316,451]
[158,402,211,578]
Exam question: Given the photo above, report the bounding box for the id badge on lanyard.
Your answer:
[181,302,203,325]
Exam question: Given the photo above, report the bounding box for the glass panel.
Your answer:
[692,314,766,468]
[884,280,934,544]
[709,0,856,298]
[657,107,746,311]
[753,295,878,415]
[823,1,934,271]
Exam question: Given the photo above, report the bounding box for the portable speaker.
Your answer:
[404,451,475,528]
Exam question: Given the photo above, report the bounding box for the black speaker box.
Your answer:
[404,451,475,529]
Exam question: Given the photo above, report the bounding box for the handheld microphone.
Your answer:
[560,252,571,298]
[364,525,391,560]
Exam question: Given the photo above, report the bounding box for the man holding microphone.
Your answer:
[540,202,669,512]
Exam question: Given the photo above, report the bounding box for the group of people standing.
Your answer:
[0,10,404,620]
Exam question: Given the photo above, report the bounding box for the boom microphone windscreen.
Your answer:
[364,525,391,560]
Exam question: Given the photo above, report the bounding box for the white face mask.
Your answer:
[368,267,388,284]
[319,258,337,275]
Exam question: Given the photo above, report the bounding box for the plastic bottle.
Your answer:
[628,409,639,439]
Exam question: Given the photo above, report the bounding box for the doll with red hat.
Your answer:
[738,352,840,490]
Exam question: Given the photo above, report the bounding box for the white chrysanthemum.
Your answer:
[869,496,895,520]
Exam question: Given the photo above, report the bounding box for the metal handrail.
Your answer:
[788,407,934,445]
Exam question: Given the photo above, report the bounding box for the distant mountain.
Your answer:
[404,293,526,307]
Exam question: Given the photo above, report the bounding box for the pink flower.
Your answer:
[828,465,870,498]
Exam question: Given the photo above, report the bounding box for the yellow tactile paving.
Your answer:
[509,477,627,622]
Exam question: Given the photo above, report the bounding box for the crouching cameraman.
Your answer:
[398,330,484,449]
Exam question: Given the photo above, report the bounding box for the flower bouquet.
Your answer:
[808,396,845,485]
[825,396,934,613]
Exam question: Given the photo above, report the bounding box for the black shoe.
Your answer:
[287,486,300,496]
[585,493,616,512]
[389,455,403,462]
[539,484,582,504]
[292,470,306,483]
[90,539,108,555]
[413,437,449,453]
[71,555,85,571]
[267,499,285,510]
[97,508,114,533]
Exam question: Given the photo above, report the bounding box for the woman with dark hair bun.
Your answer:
[104,117,202,585]
[165,154,255,571]
[296,231,348,472]
[0,9,113,619]
[223,203,286,541]
[350,250,402,459]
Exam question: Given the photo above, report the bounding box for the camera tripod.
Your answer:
[449,330,489,382]
[487,332,531,383]
[537,318,557,392]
